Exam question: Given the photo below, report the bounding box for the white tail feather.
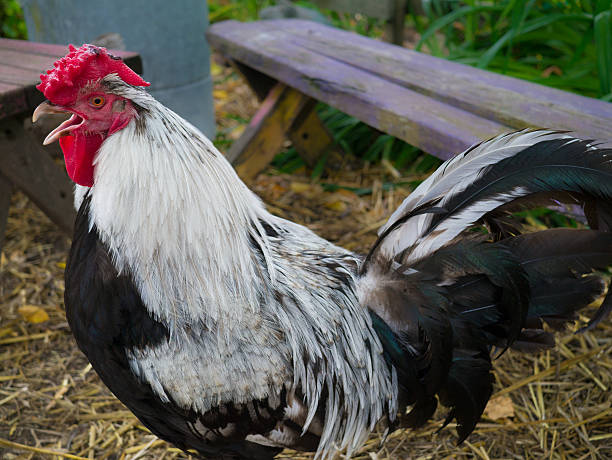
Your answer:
[376,130,578,264]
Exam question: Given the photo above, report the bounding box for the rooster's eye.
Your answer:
[89,96,106,108]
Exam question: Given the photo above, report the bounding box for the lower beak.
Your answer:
[32,101,83,145]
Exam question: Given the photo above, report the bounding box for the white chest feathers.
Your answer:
[127,311,292,413]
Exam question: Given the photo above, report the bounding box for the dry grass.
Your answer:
[1,61,611,460]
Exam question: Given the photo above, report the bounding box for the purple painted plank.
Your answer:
[208,21,510,159]
[280,21,612,140]
[0,63,45,86]
[0,48,64,71]
[208,20,612,143]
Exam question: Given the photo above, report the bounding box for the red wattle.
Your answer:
[109,115,131,136]
[59,133,104,187]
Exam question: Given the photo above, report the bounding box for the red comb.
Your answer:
[37,44,150,105]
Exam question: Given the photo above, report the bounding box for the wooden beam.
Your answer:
[0,117,75,235]
[228,83,313,180]
[287,101,341,168]
[390,0,406,46]
[231,64,342,170]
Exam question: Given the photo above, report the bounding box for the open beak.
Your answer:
[32,101,84,145]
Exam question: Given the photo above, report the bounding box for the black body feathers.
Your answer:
[365,131,612,444]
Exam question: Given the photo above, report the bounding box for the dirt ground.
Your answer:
[0,59,611,460]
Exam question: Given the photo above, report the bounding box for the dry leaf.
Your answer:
[484,395,515,420]
[229,124,246,140]
[542,65,562,77]
[325,200,347,212]
[0,327,15,339]
[290,182,312,193]
[335,188,358,198]
[210,61,223,77]
[18,305,50,324]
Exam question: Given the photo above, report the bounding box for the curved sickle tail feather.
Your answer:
[360,130,612,442]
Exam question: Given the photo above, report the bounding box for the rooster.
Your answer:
[33,44,612,460]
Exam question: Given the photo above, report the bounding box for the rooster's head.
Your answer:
[33,44,150,186]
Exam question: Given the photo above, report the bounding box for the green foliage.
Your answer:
[208,0,387,38]
[415,0,612,99]
[209,0,277,22]
[0,0,26,39]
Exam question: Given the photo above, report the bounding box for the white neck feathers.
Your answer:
[82,97,276,331]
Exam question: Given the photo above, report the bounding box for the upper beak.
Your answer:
[32,101,83,145]
[32,100,68,123]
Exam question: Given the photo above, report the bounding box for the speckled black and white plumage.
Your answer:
[66,196,289,460]
[62,75,612,459]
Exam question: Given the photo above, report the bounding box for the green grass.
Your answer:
[209,0,277,22]
[0,0,26,39]
[415,0,612,100]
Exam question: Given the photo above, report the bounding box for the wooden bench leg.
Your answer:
[228,83,314,180]
[0,117,75,236]
[287,100,341,168]
[388,0,407,46]
[227,63,344,177]
[0,173,11,254]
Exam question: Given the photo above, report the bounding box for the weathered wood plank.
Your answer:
[228,83,313,179]
[0,82,21,92]
[0,63,52,113]
[0,48,59,71]
[0,63,45,86]
[261,20,612,140]
[231,61,340,168]
[0,117,75,235]
[208,21,511,158]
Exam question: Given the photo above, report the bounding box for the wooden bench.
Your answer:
[0,39,141,250]
[206,19,612,180]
